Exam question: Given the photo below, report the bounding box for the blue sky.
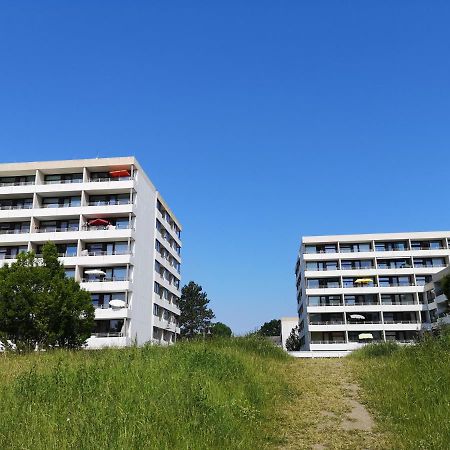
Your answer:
[0,1,449,333]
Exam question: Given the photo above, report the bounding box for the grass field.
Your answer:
[350,329,450,450]
[0,337,292,450]
[1,334,448,449]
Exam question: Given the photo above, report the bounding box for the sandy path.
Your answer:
[273,358,391,449]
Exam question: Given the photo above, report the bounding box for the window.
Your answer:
[416,275,432,286]
[308,295,341,306]
[42,196,80,208]
[306,261,338,271]
[44,173,83,184]
[375,241,408,252]
[341,260,373,270]
[64,268,75,279]
[340,243,371,253]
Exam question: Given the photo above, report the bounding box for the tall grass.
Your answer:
[351,328,450,449]
[0,337,288,450]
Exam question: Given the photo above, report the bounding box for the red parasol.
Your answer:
[88,218,110,226]
[109,169,130,178]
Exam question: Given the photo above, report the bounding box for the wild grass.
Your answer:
[0,337,289,450]
[351,328,450,450]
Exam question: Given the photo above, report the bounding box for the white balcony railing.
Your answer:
[88,176,133,183]
[0,181,35,187]
[0,229,30,235]
[82,277,129,283]
[35,227,79,233]
[91,332,123,337]
[88,201,133,207]
[0,205,33,210]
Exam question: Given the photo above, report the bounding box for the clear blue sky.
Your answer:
[0,2,449,333]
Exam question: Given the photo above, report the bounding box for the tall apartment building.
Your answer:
[0,157,182,349]
[295,231,450,354]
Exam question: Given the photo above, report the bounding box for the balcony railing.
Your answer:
[41,203,80,208]
[346,320,382,324]
[0,204,33,210]
[0,229,30,234]
[34,252,77,258]
[88,201,132,207]
[375,247,410,252]
[383,320,420,324]
[381,300,416,305]
[35,227,79,233]
[94,304,129,310]
[44,179,83,185]
[80,250,132,257]
[0,181,35,187]
[411,246,446,251]
[345,302,379,306]
[81,224,133,231]
[88,176,133,183]
[309,302,343,307]
[91,332,123,337]
[82,277,129,283]
[307,284,341,289]
[310,340,346,344]
[309,320,345,325]
[0,254,25,260]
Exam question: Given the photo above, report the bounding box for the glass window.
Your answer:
[65,268,75,279]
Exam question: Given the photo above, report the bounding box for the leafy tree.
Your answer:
[0,242,95,351]
[441,274,450,301]
[211,322,232,338]
[257,319,281,336]
[179,281,215,338]
[285,326,302,351]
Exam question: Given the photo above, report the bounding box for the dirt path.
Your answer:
[274,358,391,449]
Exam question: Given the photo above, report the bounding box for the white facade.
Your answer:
[280,316,298,350]
[295,231,450,354]
[0,157,181,349]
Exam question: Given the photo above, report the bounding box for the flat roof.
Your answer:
[302,230,450,243]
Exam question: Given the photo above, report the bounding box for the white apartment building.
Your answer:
[295,231,450,354]
[0,157,182,349]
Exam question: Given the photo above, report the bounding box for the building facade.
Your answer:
[0,157,181,349]
[295,231,450,354]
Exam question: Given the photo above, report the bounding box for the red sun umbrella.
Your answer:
[88,218,110,226]
[109,169,130,178]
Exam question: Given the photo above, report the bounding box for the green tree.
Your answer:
[285,326,302,351]
[211,322,232,338]
[0,242,95,351]
[441,274,450,301]
[257,319,281,336]
[179,281,215,338]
